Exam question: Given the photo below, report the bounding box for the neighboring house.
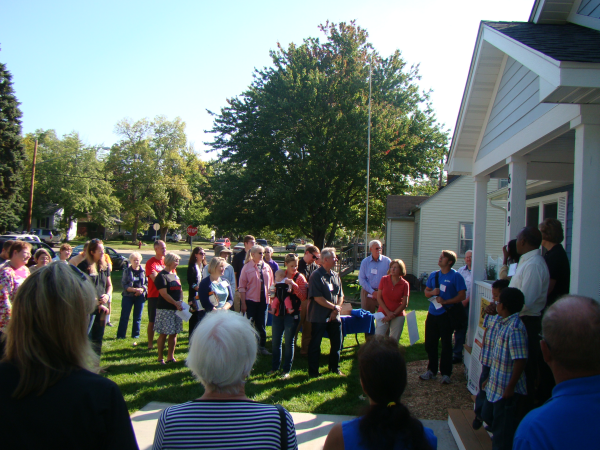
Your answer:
[34,204,77,241]
[444,0,600,355]
[386,177,506,277]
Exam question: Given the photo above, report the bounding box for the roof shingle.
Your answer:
[386,195,429,219]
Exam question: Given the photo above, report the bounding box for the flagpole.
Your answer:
[365,55,372,256]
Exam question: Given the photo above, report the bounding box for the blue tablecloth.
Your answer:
[342,309,375,335]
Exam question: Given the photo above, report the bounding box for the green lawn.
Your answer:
[102,266,429,415]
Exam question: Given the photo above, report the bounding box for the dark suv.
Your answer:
[0,237,57,267]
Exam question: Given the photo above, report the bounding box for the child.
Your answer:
[482,287,528,450]
[269,269,294,315]
[473,278,510,430]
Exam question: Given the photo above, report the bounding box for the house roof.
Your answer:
[484,21,600,63]
[386,195,429,219]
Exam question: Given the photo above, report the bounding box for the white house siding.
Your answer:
[387,219,415,275]
[476,57,557,161]
[412,210,421,276]
[578,0,600,19]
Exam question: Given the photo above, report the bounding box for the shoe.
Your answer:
[330,369,346,377]
[308,372,320,379]
[106,322,114,327]
[419,370,437,380]
[259,347,272,356]
[452,356,463,364]
[166,358,177,363]
[280,372,290,380]
[440,375,451,384]
[158,359,165,365]
[473,417,483,430]
[267,370,277,376]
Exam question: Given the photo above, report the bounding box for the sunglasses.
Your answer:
[257,252,264,255]
[311,254,319,260]
[198,252,205,256]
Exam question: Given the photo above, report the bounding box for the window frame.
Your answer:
[458,221,474,257]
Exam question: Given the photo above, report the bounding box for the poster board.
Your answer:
[468,296,492,395]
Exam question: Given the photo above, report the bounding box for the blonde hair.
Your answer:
[129,251,142,262]
[84,239,107,275]
[244,245,264,264]
[1,263,98,398]
[208,257,225,275]
[284,253,299,265]
[164,252,180,267]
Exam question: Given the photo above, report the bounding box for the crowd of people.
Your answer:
[0,218,597,449]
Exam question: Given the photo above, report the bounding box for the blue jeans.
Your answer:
[474,365,490,419]
[117,295,145,339]
[271,312,300,373]
[482,393,522,450]
[246,299,268,348]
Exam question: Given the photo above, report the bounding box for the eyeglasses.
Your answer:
[198,252,205,256]
[257,252,264,255]
[374,247,381,250]
[538,333,551,350]
[90,238,101,244]
[311,254,318,260]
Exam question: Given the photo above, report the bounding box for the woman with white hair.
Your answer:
[152,310,298,450]
[239,245,274,356]
[0,263,138,449]
[195,257,233,330]
[117,252,147,340]
[154,252,183,364]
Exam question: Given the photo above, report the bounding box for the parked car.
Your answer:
[232,242,244,254]
[0,233,41,243]
[30,229,62,247]
[0,237,56,267]
[69,245,128,271]
[285,242,297,251]
[213,238,231,250]
[166,233,182,242]
[70,245,85,259]
[256,239,268,247]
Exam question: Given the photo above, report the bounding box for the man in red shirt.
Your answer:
[146,240,167,349]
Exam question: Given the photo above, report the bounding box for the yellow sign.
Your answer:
[479,297,492,330]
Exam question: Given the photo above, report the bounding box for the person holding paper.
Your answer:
[154,252,184,364]
[358,240,391,313]
[198,257,234,320]
[420,250,466,385]
[499,239,520,280]
[375,259,410,342]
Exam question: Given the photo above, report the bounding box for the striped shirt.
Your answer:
[485,312,528,403]
[153,400,298,450]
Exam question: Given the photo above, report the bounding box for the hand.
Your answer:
[134,292,140,296]
[502,385,515,399]
[175,301,183,311]
[330,310,339,321]
[485,304,498,315]
[137,288,145,294]
[195,285,199,291]
[432,288,440,296]
[462,299,469,308]
[436,297,445,304]
[99,294,109,304]
[241,301,247,314]
[98,305,109,314]
[285,279,298,289]
[333,305,342,312]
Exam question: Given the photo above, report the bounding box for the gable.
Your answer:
[476,57,557,161]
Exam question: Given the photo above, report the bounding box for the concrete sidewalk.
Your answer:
[131,401,458,450]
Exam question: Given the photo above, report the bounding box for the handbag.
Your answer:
[435,271,464,330]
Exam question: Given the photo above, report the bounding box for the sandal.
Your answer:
[158,359,165,365]
[166,358,177,363]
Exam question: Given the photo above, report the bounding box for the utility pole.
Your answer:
[364,56,373,256]
[25,140,38,232]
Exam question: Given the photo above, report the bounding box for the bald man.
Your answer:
[514,296,600,450]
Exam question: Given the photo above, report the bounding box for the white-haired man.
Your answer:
[514,295,600,450]
[453,250,472,363]
[358,240,391,313]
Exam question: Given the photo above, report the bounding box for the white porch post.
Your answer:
[468,175,489,345]
[505,156,527,243]
[570,119,600,299]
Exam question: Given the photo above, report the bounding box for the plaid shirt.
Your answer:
[485,312,528,403]
[480,314,500,367]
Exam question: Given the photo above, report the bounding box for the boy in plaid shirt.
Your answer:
[482,287,528,450]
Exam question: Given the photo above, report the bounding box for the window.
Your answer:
[526,206,540,228]
[36,217,50,229]
[458,222,473,257]
[543,202,558,220]
[526,193,567,233]
[499,178,509,189]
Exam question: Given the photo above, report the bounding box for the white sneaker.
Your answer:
[419,370,437,380]
[440,375,451,384]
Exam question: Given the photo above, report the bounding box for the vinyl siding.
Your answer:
[476,57,557,161]
[578,0,600,19]
[413,210,421,276]
[388,220,415,275]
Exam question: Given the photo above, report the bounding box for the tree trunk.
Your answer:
[312,229,327,251]
[132,215,139,244]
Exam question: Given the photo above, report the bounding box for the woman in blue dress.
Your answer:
[197,257,234,323]
[324,336,437,450]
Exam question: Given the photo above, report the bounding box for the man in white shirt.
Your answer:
[509,226,550,410]
[358,240,391,313]
[453,250,472,363]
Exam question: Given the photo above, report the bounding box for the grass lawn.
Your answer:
[102,266,430,415]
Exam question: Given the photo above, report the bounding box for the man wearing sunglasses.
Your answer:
[296,245,320,355]
[359,240,391,314]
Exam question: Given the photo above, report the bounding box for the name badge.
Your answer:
[133,277,139,281]
[221,280,229,287]
[370,268,377,274]
[327,282,334,291]
[440,284,447,292]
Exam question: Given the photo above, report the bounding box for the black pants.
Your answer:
[482,394,523,450]
[424,312,453,377]
[246,299,268,348]
[88,310,106,356]
[308,320,342,377]
[475,365,490,419]
[188,310,205,338]
[520,315,554,409]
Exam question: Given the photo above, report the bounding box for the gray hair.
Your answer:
[543,295,600,372]
[129,252,142,262]
[264,246,274,253]
[321,247,336,261]
[164,252,180,267]
[465,250,472,256]
[187,309,258,394]
[368,240,382,250]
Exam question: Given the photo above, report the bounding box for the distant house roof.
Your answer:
[484,21,600,63]
[386,195,429,219]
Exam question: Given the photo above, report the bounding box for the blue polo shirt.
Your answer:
[513,374,600,450]
[425,269,466,316]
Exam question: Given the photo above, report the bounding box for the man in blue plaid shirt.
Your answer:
[482,287,528,450]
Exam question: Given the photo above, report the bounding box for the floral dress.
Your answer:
[0,264,30,332]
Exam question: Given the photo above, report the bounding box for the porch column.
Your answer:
[505,156,527,243]
[570,120,600,299]
[468,175,489,345]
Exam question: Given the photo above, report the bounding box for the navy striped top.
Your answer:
[152,400,298,449]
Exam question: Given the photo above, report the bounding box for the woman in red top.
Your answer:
[375,259,410,342]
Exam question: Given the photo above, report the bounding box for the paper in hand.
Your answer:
[176,302,192,322]
[508,263,518,277]
[373,311,385,322]
[429,296,444,310]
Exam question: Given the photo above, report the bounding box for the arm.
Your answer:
[376,288,390,315]
[547,278,557,295]
[438,290,466,305]
[393,295,408,316]
[499,265,509,280]
[358,259,373,294]
[158,288,183,311]
[198,280,214,311]
[323,422,344,450]
[289,274,308,301]
[503,359,527,398]
[518,266,546,311]
[222,284,234,310]
[313,296,341,312]
[424,274,440,298]
[238,266,248,313]
[186,264,197,288]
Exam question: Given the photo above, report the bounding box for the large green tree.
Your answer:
[23,130,120,238]
[206,22,448,246]
[0,62,26,232]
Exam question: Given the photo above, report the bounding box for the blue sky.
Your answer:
[1,0,531,160]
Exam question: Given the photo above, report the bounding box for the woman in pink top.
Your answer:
[0,241,32,351]
[375,259,410,342]
[239,245,274,355]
